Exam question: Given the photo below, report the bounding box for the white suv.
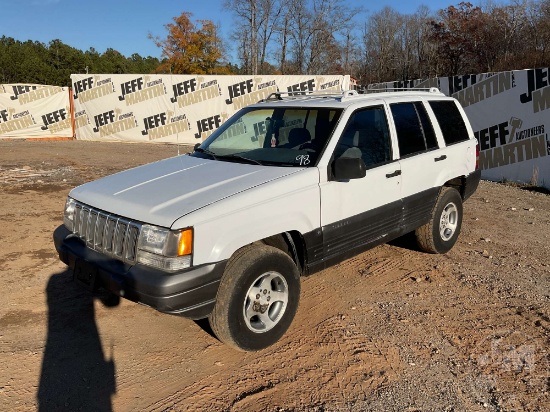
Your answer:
[54,89,480,351]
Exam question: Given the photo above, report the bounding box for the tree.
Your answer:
[48,39,85,86]
[0,36,20,83]
[275,4,293,74]
[410,6,438,79]
[280,0,360,75]
[149,12,230,74]
[224,0,284,75]
[429,2,489,76]
[522,0,550,68]
[362,7,403,82]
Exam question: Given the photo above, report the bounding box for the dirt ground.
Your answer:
[0,140,549,412]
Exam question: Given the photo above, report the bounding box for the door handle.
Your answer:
[386,170,401,178]
[434,155,447,162]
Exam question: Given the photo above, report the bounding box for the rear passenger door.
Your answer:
[389,101,445,232]
[427,100,477,178]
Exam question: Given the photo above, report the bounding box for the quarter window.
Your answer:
[429,100,470,145]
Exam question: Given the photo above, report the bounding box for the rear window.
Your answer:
[429,100,470,145]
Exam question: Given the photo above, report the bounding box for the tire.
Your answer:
[415,187,463,254]
[208,244,300,351]
[98,290,120,307]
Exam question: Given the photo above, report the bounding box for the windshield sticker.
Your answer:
[296,154,310,166]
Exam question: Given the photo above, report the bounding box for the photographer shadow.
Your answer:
[38,270,117,412]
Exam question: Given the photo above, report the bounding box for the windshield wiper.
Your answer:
[222,154,263,165]
[195,147,263,165]
[194,147,219,160]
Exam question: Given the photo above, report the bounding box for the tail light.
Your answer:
[475,141,480,169]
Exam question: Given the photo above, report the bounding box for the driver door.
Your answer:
[319,105,402,262]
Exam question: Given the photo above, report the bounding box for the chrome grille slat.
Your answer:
[86,210,98,247]
[95,213,107,249]
[69,201,141,264]
[113,220,127,257]
[126,225,139,262]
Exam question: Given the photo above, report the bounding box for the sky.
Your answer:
[1,0,479,60]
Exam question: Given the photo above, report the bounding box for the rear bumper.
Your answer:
[53,224,226,319]
[463,169,481,201]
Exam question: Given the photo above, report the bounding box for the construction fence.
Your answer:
[1,70,549,189]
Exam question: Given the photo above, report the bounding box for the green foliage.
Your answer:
[0,36,160,86]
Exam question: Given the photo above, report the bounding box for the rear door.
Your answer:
[388,100,445,232]
[427,99,477,178]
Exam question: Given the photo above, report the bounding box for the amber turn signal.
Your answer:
[177,229,193,256]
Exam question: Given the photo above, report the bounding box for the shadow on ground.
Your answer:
[388,231,421,251]
[193,317,217,340]
[37,270,117,412]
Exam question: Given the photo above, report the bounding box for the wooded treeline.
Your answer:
[1,1,549,87]
[0,37,160,86]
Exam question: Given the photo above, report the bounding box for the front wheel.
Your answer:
[208,244,300,351]
[415,187,463,254]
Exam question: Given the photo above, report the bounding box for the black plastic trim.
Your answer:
[400,187,440,233]
[304,198,402,274]
[54,225,226,319]
[463,169,481,201]
[303,187,440,275]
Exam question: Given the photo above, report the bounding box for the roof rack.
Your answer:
[262,90,360,102]
[261,87,444,103]
[365,87,442,94]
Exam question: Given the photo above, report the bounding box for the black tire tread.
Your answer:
[416,187,462,254]
[209,244,298,351]
[209,244,259,351]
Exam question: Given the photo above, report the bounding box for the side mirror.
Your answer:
[333,156,366,180]
[193,143,201,152]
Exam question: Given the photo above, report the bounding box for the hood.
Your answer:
[70,155,303,228]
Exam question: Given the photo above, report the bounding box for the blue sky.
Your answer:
[1,0,476,59]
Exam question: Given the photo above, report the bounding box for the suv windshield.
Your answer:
[191,106,343,167]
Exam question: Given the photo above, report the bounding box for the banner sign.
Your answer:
[70,74,350,145]
[368,69,550,190]
[0,84,73,138]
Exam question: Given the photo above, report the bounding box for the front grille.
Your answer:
[72,202,141,264]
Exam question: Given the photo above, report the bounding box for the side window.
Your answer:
[390,102,438,158]
[416,103,438,150]
[429,100,470,145]
[334,106,392,169]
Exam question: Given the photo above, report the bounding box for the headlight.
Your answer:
[63,197,76,231]
[137,225,193,272]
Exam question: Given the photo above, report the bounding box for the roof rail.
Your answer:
[365,87,442,94]
[262,90,360,102]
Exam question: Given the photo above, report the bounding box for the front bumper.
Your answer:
[53,225,226,319]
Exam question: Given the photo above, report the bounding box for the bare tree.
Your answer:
[284,0,360,74]
[363,7,402,82]
[411,6,438,78]
[224,0,284,74]
[224,0,546,81]
[275,5,292,73]
[286,0,312,74]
